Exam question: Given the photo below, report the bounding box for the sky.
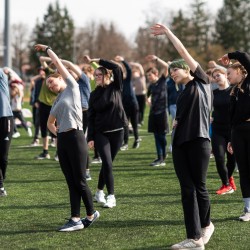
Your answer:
[0,0,223,39]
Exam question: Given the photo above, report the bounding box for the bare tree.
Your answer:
[11,23,30,76]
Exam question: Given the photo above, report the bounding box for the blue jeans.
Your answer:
[154,132,167,160]
[169,104,177,121]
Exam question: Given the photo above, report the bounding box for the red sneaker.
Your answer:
[229,176,237,191]
[216,185,234,195]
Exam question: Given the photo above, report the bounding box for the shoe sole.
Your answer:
[58,224,84,232]
[217,189,234,195]
[239,217,250,222]
[103,203,116,208]
[170,245,204,250]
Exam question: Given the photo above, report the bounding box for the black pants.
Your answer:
[232,122,250,198]
[82,110,90,169]
[95,129,124,195]
[32,106,40,140]
[172,138,211,239]
[39,102,55,139]
[0,117,14,188]
[136,94,146,124]
[211,129,236,185]
[12,110,29,132]
[123,104,139,144]
[57,129,94,217]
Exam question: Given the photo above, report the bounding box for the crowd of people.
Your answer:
[1,22,250,249]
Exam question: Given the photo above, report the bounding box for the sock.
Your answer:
[43,149,48,154]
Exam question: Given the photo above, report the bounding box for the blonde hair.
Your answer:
[211,67,226,78]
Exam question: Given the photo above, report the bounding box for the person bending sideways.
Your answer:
[34,44,99,232]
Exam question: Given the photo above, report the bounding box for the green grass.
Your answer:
[1,105,250,250]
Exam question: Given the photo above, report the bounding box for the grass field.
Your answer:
[1,104,250,250]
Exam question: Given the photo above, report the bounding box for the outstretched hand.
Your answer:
[34,44,47,52]
[150,23,168,36]
[83,55,91,64]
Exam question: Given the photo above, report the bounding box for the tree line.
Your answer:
[2,0,250,76]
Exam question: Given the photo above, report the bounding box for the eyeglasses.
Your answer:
[95,73,103,78]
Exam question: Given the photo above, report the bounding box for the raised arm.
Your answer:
[151,23,198,72]
[145,54,169,76]
[61,59,82,78]
[39,56,52,69]
[130,62,145,76]
[34,44,70,80]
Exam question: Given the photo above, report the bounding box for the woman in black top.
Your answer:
[211,68,236,195]
[219,51,250,222]
[151,23,214,249]
[84,55,128,209]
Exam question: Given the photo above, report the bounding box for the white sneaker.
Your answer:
[201,221,214,244]
[30,139,40,147]
[12,132,20,138]
[91,157,102,164]
[103,194,116,208]
[94,190,106,204]
[171,238,204,250]
[239,212,250,222]
[120,144,128,151]
[0,188,7,197]
[27,127,32,137]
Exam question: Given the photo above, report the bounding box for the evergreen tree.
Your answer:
[169,10,191,60]
[215,0,250,51]
[29,1,74,69]
[189,0,210,53]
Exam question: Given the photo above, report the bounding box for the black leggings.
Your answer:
[123,104,139,144]
[57,129,94,217]
[211,129,236,185]
[172,138,211,239]
[39,102,55,139]
[32,106,40,140]
[0,117,13,188]
[95,129,124,195]
[232,122,250,198]
[12,110,29,132]
[136,94,146,124]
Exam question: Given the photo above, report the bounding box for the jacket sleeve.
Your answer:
[228,51,250,74]
[87,96,95,142]
[99,59,123,91]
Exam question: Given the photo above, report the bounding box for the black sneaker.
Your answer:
[81,210,100,228]
[35,152,51,160]
[58,218,84,232]
[132,140,140,149]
